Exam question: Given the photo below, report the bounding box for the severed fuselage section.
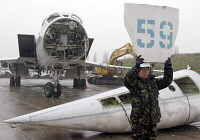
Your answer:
[6,13,92,98]
[43,17,89,63]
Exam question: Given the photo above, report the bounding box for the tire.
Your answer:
[73,78,87,88]
[53,83,62,98]
[73,78,78,88]
[87,77,92,84]
[92,78,96,84]
[44,82,54,98]
[16,76,21,86]
[81,79,86,88]
[10,76,15,86]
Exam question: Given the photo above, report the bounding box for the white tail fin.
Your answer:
[124,3,179,63]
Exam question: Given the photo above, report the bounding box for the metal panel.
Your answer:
[81,38,94,60]
[18,34,36,58]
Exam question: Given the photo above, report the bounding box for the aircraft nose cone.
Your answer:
[3,114,31,124]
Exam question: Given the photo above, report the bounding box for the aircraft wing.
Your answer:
[84,60,132,70]
[0,34,39,68]
[84,61,165,72]
[0,34,39,77]
[0,57,37,65]
[0,56,38,76]
[0,57,19,63]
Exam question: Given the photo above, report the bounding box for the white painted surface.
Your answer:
[4,70,200,132]
[124,3,179,63]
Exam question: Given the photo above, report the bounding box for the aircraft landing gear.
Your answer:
[10,75,21,87]
[10,76,15,86]
[73,78,87,88]
[44,82,54,98]
[44,70,62,98]
[54,83,62,98]
[44,82,62,98]
[16,76,21,86]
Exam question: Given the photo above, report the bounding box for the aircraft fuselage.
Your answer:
[4,70,200,132]
[36,13,89,70]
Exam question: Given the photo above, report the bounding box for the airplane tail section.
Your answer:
[18,34,36,58]
[124,3,179,63]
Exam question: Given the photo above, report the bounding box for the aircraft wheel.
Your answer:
[87,77,92,84]
[16,76,21,86]
[10,76,15,86]
[73,78,87,88]
[88,77,94,84]
[73,78,78,88]
[81,79,87,88]
[92,78,96,84]
[53,83,62,98]
[44,82,54,98]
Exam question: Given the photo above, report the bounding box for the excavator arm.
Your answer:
[95,43,136,76]
[88,43,136,85]
[108,43,136,65]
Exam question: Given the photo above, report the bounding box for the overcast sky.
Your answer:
[0,0,200,62]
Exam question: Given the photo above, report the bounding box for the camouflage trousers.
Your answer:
[131,123,157,140]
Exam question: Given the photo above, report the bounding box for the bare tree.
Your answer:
[103,51,109,63]
[93,52,97,62]
[173,45,179,54]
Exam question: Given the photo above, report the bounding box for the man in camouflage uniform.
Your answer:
[124,55,173,140]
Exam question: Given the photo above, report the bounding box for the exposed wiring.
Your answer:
[118,102,132,128]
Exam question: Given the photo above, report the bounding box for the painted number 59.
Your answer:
[137,19,173,49]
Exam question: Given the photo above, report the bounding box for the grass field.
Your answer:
[120,53,200,77]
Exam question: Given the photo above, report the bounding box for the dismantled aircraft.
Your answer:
[0,3,179,100]
[1,13,93,98]
[4,70,200,132]
[0,12,127,98]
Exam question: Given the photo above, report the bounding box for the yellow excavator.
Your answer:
[87,43,136,85]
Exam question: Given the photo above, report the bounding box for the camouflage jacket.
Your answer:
[124,67,173,125]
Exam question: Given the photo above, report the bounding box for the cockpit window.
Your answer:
[47,13,60,23]
[99,97,119,108]
[174,76,199,94]
[118,93,132,105]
